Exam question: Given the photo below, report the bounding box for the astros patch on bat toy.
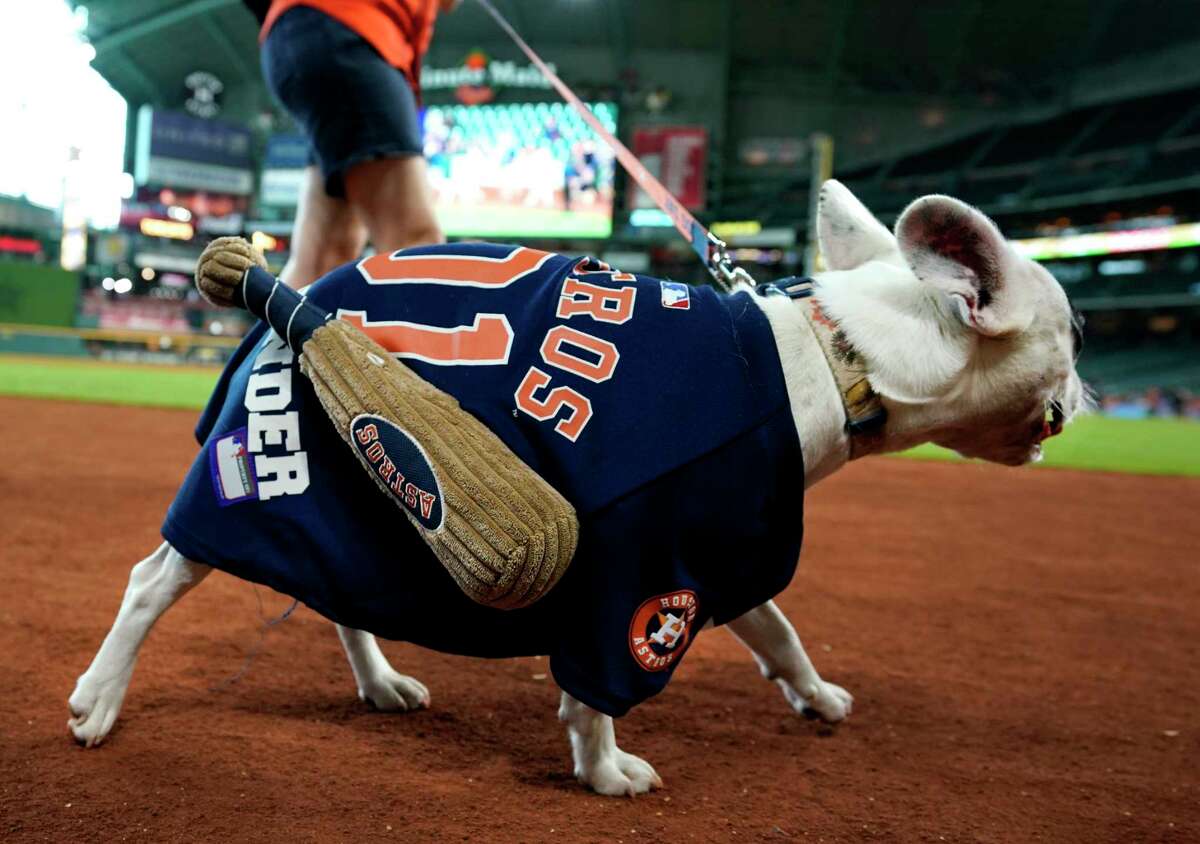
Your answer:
[68,181,1087,796]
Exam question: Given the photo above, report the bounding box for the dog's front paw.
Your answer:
[67,669,132,748]
[577,749,663,797]
[357,668,430,712]
[780,678,853,723]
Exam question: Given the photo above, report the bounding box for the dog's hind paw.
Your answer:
[358,669,430,712]
[578,749,663,797]
[781,678,853,723]
[67,669,132,748]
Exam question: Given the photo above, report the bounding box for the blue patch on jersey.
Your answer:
[209,427,257,505]
[350,414,444,531]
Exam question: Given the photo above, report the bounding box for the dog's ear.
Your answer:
[817,180,895,271]
[895,195,1034,337]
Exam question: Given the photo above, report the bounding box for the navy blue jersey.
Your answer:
[163,243,805,716]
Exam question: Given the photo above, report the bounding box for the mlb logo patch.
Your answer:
[660,281,690,310]
[209,427,258,506]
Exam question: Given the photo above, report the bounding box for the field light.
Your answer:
[251,230,278,252]
[139,218,194,240]
[630,209,673,227]
[711,220,763,239]
[140,267,156,281]
[1013,222,1200,260]
[113,277,133,294]
[1097,259,1147,276]
[101,277,115,291]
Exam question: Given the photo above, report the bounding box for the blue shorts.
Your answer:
[261,6,424,198]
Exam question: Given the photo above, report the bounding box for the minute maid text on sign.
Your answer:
[421,53,554,92]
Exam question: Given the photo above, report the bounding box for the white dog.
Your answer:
[68,181,1086,796]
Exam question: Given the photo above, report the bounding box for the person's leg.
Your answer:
[259,10,368,289]
[344,155,445,255]
[279,166,369,290]
[260,7,441,266]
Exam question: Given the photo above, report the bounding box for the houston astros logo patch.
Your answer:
[350,414,444,531]
[629,590,698,672]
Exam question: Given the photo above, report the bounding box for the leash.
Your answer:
[473,0,751,292]
[208,590,299,692]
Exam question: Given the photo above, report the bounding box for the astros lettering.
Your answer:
[354,422,438,520]
[352,249,640,444]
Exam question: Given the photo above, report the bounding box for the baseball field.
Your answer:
[2,360,1198,842]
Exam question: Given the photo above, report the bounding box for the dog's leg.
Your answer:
[68,542,211,747]
[726,600,853,722]
[558,691,662,796]
[335,625,429,711]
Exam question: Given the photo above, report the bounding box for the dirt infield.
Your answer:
[2,395,1197,843]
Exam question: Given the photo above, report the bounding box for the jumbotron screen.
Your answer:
[423,101,617,239]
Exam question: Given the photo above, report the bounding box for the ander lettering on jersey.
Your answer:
[243,334,310,499]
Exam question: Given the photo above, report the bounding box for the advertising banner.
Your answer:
[134,106,254,195]
[121,188,246,241]
[259,133,309,209]
[422,50,554,105]
[629,127,708,212]
[263,133,308,169]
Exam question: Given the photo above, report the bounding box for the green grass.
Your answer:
[0,355,218,410]
[900,414,1200,477]
[2,354,1198,477]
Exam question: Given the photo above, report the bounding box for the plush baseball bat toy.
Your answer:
[195,237,578,610]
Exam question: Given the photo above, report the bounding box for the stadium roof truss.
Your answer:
[71,0,1200,225]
